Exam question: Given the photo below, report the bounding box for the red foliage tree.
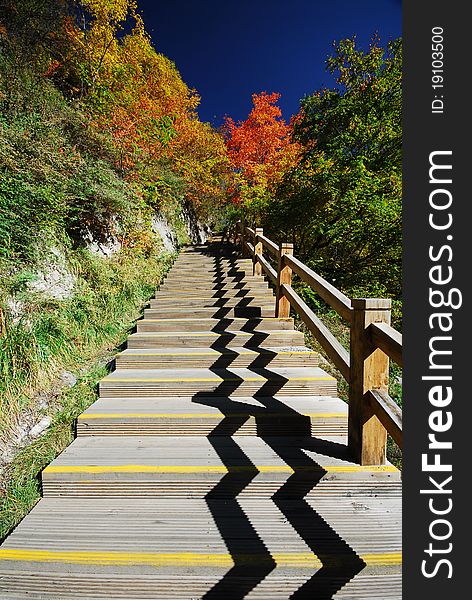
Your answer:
[224,92,300,207]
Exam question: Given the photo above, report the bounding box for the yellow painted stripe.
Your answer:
[101,376,335,383]
[362,552,403,566]
[158,289,270,292]
[78,412,347,420]
[151,297,270,301]
[43,465,398,474]
[0,548,402,568]
[116,350,315,356]
[140,318,289,322]
[135,332,296,337]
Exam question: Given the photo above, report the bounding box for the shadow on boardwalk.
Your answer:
[191,247,365,599]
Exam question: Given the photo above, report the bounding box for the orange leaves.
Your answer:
[224,92,300,207]
[225,92,289,172]
[71,1,195,174]
[31,0,230,211]
[43,59,61,77]
[171,119,229,205]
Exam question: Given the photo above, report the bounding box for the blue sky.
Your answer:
[137,0,402,125]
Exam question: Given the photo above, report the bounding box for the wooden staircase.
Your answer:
[0,240,402,599]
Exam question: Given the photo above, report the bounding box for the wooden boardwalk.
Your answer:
[0,240,402,598]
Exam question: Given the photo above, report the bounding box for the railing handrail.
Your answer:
[368,322,403,368]
[282,283,350,380]
[365,389,402,449]
[231,220,403,464]
[257,233,279,257]
[256,254,277,284]
[284,254,353,322]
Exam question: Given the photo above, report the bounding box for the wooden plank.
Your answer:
[0,496,401,593]
[277,244,293,319]
[349,299,391,466]
[366,389,402,449]
[126,330,306,349]
[258,234,279,257]
[245,240,255,256]
[284,255,352,322]
[281,284,350,381]
[256,254,277,284]
[254,228,264,276]
[240,220,249,258]
[368,322,403,368]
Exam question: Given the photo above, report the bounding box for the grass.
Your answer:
[0,244,174,539]
[0,361,107,540]
[0,245,173,434]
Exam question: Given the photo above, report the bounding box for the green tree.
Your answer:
[268,37,402,300]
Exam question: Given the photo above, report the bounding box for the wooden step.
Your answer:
[0,573,403,599]
[136,317,294,333]
[168,260,253,267]
[160,281,270,291]
[168,266,255,274]
[153,289,275,300]
[126,330,305,348]
[143,305,276,318]
[149,296,275,309]
[41,478,402,499]
[168,267,255,276]
[115,347,320,369]
[173,255,252,262]
[149,296,275,316]
[171,261,253,269]
[167,262,254,269]
[77,395,347,437]
[98,367,338,397]
[157,286,272,296]
[41,435,400,496]
[166,271,257,280]
[0,497,401,598]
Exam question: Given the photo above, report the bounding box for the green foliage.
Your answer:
[0,175,62,260]
[0,49,140,259]
[264,37,402,303]
[0,239,174,538]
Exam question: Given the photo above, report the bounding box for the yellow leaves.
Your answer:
[170,119,229,203]
[81,0,133,25]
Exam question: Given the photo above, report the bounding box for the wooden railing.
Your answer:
[233,221,402,466]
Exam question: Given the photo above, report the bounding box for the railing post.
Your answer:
[232,221,239,246]
[235,220,241,250]
[276,243,293,318]
[240,221,248,258]
[348,298,391,465]
[253,227,263,276]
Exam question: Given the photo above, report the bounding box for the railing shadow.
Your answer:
[256,375,366,599]
[196,250,277,597]
[186,246,365,599]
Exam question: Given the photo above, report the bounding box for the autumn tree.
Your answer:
[223,92,299,219]
[1,0,230,243]
[36,0,229,215]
